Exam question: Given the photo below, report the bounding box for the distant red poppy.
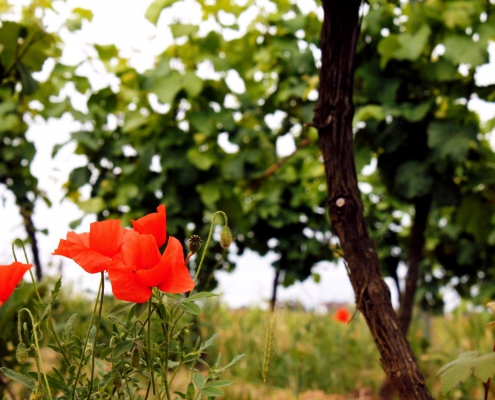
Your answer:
[53,219,130,274]
[334,308,351,323]
[107,234,194,303]
[131,204,167,247]
[0,262,32,307]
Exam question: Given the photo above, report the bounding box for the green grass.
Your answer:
[3,284,495,400]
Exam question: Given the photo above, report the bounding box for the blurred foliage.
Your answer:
[1,0,495,309]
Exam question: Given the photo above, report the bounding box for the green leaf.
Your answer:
[472,352,495,382]
[78,197,106,214]
[205,380,234,388]
[183,71,203,98]
[181,292,218,303]
[187,148,216,171]
[73,7,93,21]
[224,354,245,369]
[64,313,77,341]
[199,181,221,206]
[180,302,201,315]
[112,340,134,358]
[17,63,38,95]
[94,44,119,61]
[200,334,217,351]
[134,302,147,318]
[0,368,36,390]
[444,35,487,66]
[170,24,199,38]
[200,387,223,397]
[395,161,433,199]
[109,302,133,315]
[122,114,148,133]
[152,71,183,104]
[353,105,384,125]
[145,0,176,25]
[438,351,483,394]
[378,25,431,67]
[193,373,206,389]
[186,382,195,400]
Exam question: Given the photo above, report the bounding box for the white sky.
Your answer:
[2,0,495,310]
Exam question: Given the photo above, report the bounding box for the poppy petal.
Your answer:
[0,262,32,305]
[131,205,167,247]
[121,234,161,272]
[53,235,112,274]
[156,237,194,294]
[108,254,152,303]
[89,220,125,258]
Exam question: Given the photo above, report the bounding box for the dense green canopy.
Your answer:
[1,0,495,309]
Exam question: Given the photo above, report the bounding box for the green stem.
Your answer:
[18,308,52,400]
[86,272,105,399]
[169,360,183,386]
[12,239,42,303]
[123,361,135,400]
[52,326,71,366]
[147,298,157,395]
[194,211,228,283]
[72,277,102,400]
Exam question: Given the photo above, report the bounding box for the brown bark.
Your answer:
[398,196,432,334]
[314,2,433,399]
[19,202,42,280]
[380,196,432,400]
[270,268,281,312]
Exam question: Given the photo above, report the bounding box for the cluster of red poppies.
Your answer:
[0,205,194,306]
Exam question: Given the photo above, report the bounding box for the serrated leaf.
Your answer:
[64,313,78,341]
[472,353,495,382]
[438,351,480,394]
[0,367,36,390]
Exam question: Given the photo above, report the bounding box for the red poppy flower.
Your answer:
[107,234,194,303]
[131,204,167,247]
[53,219,130,274]
[0,262,32,307]
[334,307,351,323]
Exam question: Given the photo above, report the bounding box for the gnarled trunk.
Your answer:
[314,2,433,399]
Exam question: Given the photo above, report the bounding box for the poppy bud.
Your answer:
[110,336,117,347]
[131,347,140,368]
[220,226,233,249]
[85,343,93,356]
[188,235,202,254]
[16,342,29,365]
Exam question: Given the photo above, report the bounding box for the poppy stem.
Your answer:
[18,308,52,400]
[11,238,42,303]
[72,278,102,400]
[147,297,157,396]
[194,211,228,284]
[86,272,105,399]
